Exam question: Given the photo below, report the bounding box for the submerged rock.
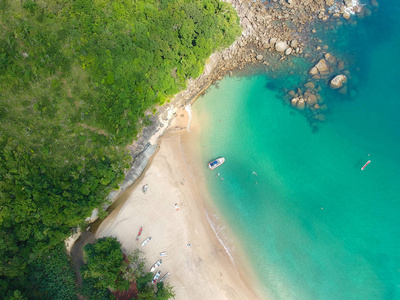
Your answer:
[330,74,347,89]
[313,113,326,121]
[307,94,318,106]
[304,82,315,90]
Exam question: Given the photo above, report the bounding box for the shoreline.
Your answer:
[67,0,381,296]
[95,109,264,299]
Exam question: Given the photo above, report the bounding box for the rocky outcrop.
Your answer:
[312,59,330,74]
[330,75,347,89]
[275,41,289,53]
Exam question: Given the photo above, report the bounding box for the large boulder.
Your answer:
[324,53,336,64]
[296,98,305,110]
[309,67,318,76]
[256,54,263,61]
[325,0,335,6]
[269,38,277,47]
[275,41,289,53]
[307,94,318,106]
[344,0,353,7]
[330,75,347,89]
[315,59,329,74]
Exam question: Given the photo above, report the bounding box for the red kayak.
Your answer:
[136,227,143,240]
[361,160,371,171]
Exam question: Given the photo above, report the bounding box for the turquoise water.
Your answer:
[194,3,400,299]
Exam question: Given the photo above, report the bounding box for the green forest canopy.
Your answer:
[0,0,240,298]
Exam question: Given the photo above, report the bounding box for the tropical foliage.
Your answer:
[81,238,175,300]
[0,0,240,297]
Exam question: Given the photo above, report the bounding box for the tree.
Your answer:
[156,282,175,300]
[82,237,129,291]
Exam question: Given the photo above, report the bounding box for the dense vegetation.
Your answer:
[0,0,240,298]
[81,238,174,300]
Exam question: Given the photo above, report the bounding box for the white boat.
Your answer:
[141,236,151,246]
[152,271,161,284]
[159,272,170,283]
[160,251,167,257]
[208,157,225,170]
[150,259,162,272]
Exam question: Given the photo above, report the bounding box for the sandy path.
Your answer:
[95,110,260,300]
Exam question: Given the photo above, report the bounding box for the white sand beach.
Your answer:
[95,109,261,300]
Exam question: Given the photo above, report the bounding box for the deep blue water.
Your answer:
[194,2,400,299]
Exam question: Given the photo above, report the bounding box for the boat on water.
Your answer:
[160,251,167,257]
[136,227,143,241]
[152,271,161,284]
[141,236,151,246]
[159,272,170,283]
[208,157,225,170]
[361,160,371,170]
[150,259,162,272]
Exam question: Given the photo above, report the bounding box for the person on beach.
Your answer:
[216,173,220,177]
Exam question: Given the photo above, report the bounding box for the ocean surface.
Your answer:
[193,2,400,299]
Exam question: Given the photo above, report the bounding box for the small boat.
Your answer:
[361,160,371,170]
[136,227,143,241]
[152,271,161,284]
[141,236,151,246]
[208,157,225,170]
[159,272,170,283]
[160,251,167,257]
[150,259,162,272]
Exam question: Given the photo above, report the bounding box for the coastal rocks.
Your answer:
[330,74,347,89]
[325,0,335,6]
[275,41,289,53]
[269,38,277,47]
[296,98,306,110]
[309,58,330,76]
[285,47,292,55]
[309,67,318,76]
[304,82,315,89]
[290,39,299,48]
[314,59,329,74]
[256,54,264,60]
[263,42,271,49]
[306,94,318,106]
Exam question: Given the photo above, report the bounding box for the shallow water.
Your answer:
[194,2,400,299]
